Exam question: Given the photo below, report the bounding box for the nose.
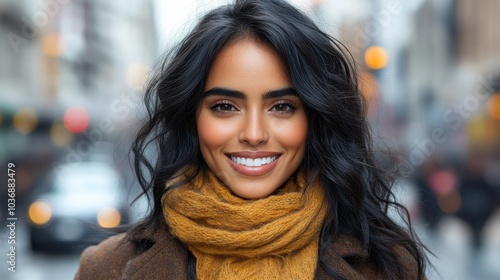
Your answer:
[238,109,269,146]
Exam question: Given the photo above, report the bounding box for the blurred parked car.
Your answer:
[27,161,130,252]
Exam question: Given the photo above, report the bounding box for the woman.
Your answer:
[76,0,428,279]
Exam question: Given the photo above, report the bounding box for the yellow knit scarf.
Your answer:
[162,171,327,280]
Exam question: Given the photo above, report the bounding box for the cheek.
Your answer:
[272,117,308,150]
[197,115,233,152]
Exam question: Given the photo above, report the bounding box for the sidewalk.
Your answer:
[417,211,500,280]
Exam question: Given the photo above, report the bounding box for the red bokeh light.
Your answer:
[63,106,89,133]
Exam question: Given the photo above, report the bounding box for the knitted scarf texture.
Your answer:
[162,171,327,280]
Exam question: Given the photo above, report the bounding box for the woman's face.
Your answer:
[196,38,308,199]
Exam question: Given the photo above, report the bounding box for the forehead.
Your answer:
[204,38,292,92]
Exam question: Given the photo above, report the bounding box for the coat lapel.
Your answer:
[123,221,188,280]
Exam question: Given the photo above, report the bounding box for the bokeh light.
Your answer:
[50,121,74,147]
[97,207,121,228]
[13,108,38,134]
[364,46,389,70]
[28,201,52,226]
[63,107,89,133]
[126,63,149,89]
[42,32,62,58]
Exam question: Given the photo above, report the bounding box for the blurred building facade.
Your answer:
[0,0,158,223]
[0,0,156,160]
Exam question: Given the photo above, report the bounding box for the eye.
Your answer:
[271,101,297,113]
[209,101,238,113]
[215,104,236,111]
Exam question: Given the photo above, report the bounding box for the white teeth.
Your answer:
[230,156,277,167]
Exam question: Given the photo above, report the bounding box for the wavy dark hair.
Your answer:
[129,0,428,279]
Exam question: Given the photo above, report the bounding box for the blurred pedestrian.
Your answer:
[457,151,497,249]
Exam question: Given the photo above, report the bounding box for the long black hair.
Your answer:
[129,0,428,279]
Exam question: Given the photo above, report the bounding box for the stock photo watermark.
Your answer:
[400,75,498,177]
[7,0,71,53]
[350,0,402,54]
[6,163,17,273]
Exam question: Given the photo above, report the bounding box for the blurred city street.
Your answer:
[1,208,500,279]
[1,0,499,279]
[420,215,500,280]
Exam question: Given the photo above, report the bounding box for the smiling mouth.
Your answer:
[228,155,279,167]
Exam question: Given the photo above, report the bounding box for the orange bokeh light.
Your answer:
[364,46,389,70]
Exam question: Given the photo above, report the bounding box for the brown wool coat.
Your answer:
[75,219,420,280]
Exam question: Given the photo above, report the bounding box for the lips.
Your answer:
[225,152,281,176]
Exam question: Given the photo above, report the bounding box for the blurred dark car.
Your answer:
[27,161,130,252]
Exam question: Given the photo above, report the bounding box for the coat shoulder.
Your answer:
[75,233,135,280]
[75,222,189,280]
[316,234,423,279]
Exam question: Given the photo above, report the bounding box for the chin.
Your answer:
[230,186,276,200]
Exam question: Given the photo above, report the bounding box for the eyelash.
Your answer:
[271,101,297,114]
[208,100,297,115]
[209,101,237,114]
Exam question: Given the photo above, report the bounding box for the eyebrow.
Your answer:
[202,87,298,99]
